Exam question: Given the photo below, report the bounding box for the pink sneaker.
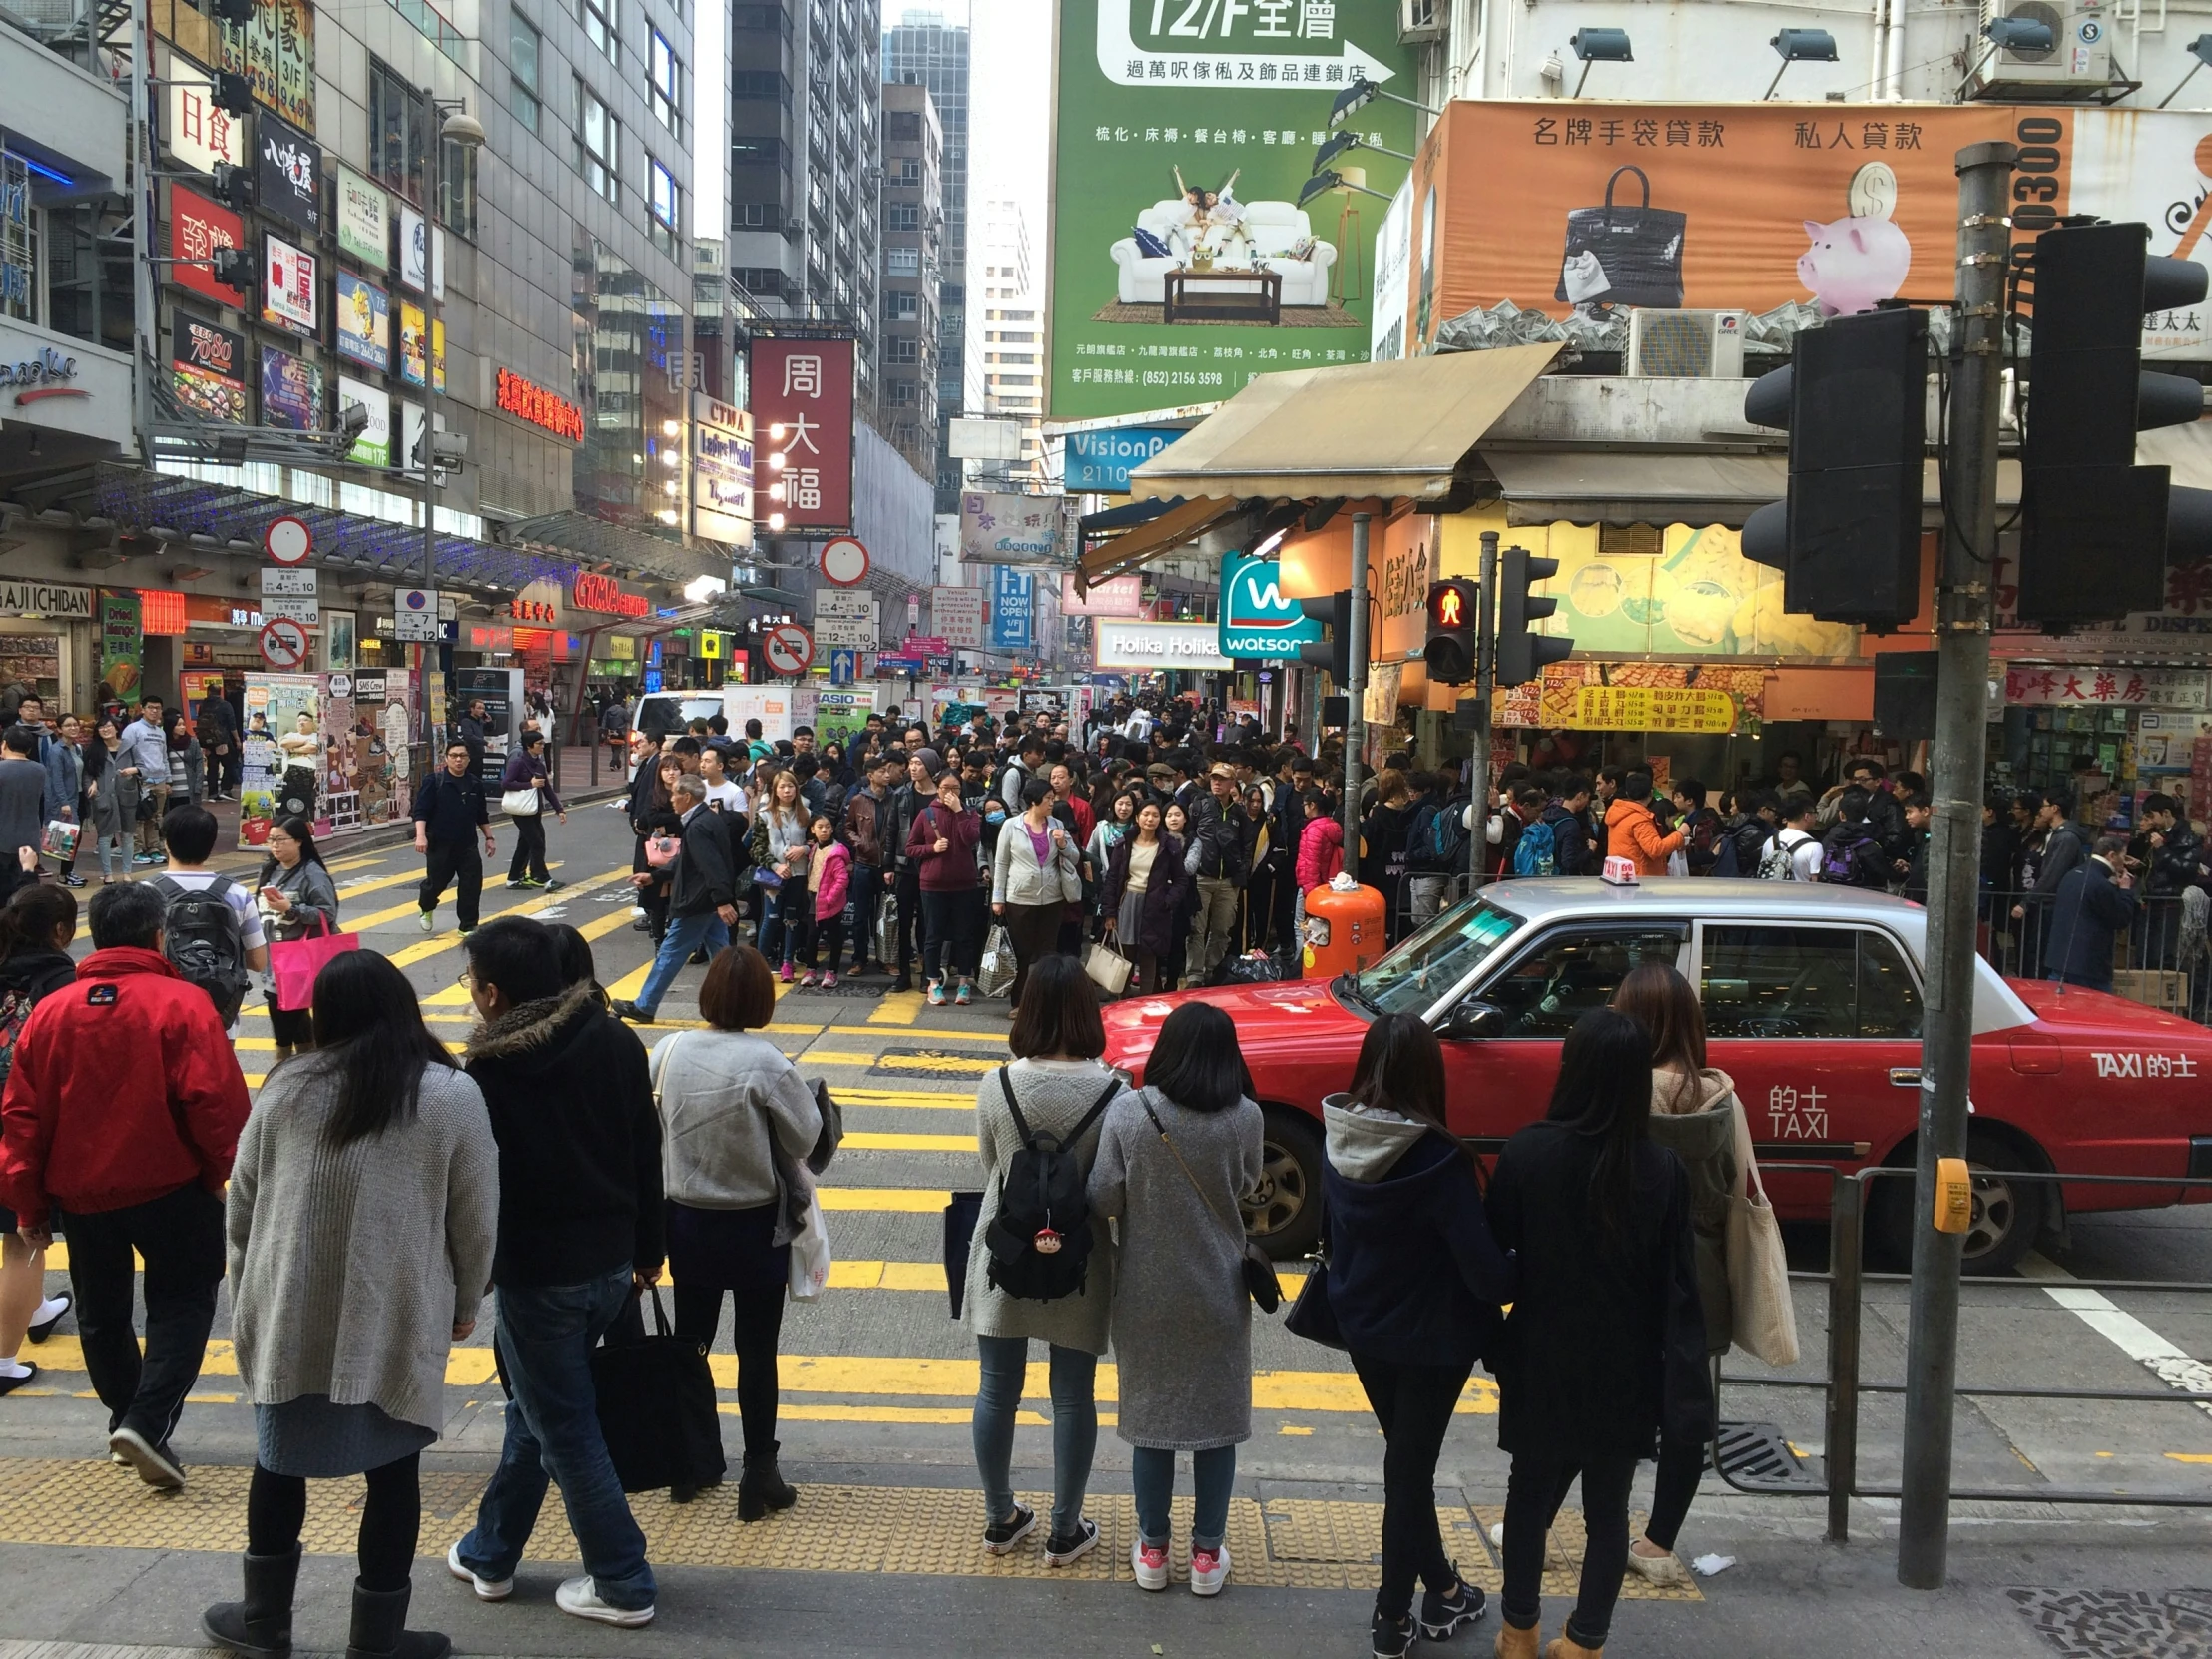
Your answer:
[1132,1540,1168,1592]
[822,971,839,988]
[779,961,795,983]
[798,970,819,988]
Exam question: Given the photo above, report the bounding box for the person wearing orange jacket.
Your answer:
[0,880,251,1490]
[1604,770,1686,877]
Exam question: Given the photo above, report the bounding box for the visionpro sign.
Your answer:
[1219,549,1323,658]
[1063,425,1184,492]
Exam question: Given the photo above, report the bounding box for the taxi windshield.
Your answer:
[1353,898,1522,1017]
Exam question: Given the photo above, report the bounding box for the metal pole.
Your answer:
[1467,530,1498,891]
[1897,138,2014,1591]
[1826,1174,1865,1545]
[419,100,445,751]
[1342,509,1371,883]
[129,0,155,465]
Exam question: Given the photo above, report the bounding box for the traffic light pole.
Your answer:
[1342,509,1371,883]
[1897,138,2016,1591]
[1467,530,1498,889]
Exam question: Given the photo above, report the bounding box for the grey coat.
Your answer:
[226,1062,499,1435]
[1088,1087,1265,1450]
[964,1058,1122,1355]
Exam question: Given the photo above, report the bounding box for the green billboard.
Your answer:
[1049,0,1418,423]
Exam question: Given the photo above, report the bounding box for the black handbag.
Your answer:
[943,1189,983,1318]
[1284,1253,1347,1351]
[589,1286,728,1495]
[1554,166,1686,309]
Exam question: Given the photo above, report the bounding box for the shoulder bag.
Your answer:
[500,782,541,817]
[1283,1241,1346,1350]
[1136,1091,1281,1313]
[1725,1160,1800,1366]
[589,1285,727,1495]
[269,909,358,1012]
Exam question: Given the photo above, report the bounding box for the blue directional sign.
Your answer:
[829,648,856,686]
[990,566,1034,651]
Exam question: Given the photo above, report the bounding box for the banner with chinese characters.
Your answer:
[167,184,243,308]
[1048,0,1418,421]
[2001,665,2208,711]
[219,0,313,131]
[1418,100,2212,360]
[1499,661,1768,731]
[750,337,855,531]
[1570,685,1735,734]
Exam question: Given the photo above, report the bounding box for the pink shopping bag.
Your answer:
[270,912,359,1011]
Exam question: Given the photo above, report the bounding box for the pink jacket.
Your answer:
[813,837,852,922]
[1297,815,1345,892]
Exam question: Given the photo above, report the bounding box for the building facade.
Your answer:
[975,196,1044,487]
[880,8,967,511]
[876,81,938,481]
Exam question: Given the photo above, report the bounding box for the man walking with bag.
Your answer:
[612,774,739,1025]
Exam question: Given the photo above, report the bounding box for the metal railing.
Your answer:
[1709,1164,2212,1542]
[1976,887,2206,1020]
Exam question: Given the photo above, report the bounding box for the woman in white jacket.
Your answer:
[991,777,1082,1014]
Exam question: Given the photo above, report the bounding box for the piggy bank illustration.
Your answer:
[1798,215,1912,316]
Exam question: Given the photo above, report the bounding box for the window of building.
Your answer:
[884,246,919,276]
[732,201,782,228]
[648,157,681,253]
[0,153,36,325]
[894,158,920,184]
[890,378,917,405]
[440,134,478,237]
[886,203,919,232]
[649,31,682,134]
[886,290,917,319]
[580,0,616,61]
[887,336,918,362]
[509,9,542,134]
[369,59,430,204]
[732,71,793,102]
[575,80,619,202]
[731,136,790,172]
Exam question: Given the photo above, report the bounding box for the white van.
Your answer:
[630,686,797,744]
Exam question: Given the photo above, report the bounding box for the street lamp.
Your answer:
[417,98,483,746]
[1568,27,1634,96]
[1765,28,1839,99]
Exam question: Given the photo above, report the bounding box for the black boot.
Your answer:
[202,1545,300,1658]
[737,1443,797,1522]
[342,1578,450,1659]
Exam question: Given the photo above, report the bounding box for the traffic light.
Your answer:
[1495,547,1571,689]
[212,72,253,115]
[210,245,254,295]
[211,161,252,211]
[2016,221,2211,627]
[1422,578,1478,684]
[1298,590,1350,683]
[1740,305,1928,631]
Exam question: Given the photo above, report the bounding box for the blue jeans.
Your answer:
[634,909,730,1016]
[761,883,794,965]
[459,1270,655,1610]
[972,1335,1098,1538]
[1132,1444,1236,1551]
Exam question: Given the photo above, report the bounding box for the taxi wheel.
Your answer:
[1868,1130,2046,1276]
[1245,1108,1323,1261]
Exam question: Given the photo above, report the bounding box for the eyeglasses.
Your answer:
[456,967,476,991]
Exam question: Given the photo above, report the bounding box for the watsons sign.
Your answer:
[1218,547,1323,658]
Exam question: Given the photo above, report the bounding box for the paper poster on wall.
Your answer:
[334,272,390,371]
[259,343,323,430]
[238,672,322,848]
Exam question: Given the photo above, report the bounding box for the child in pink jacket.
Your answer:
[1297,812,1345,892]
[799,814,852,987]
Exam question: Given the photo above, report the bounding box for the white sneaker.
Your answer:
[107,1427,184,1490]
[556,1575,654,1627]
[1190,1540,1230,1596]
[1132,1538,1169,1591]
[446,1539,512,1601]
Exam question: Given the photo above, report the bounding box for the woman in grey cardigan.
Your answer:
[990,776,1083,1013]
[254,815,340,1060]
[1088,1001,1265,1599]
[205,949,497,1659]
[964,957,1122,1567]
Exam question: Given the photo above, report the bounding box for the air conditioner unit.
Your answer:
[1399,0,1444,44]
[1968,0,2116,100]
[1627,309,1746,378]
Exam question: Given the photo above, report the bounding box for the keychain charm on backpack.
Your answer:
[1033,1224,1063,1256]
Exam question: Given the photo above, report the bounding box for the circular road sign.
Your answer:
[259,617,310,670]
[763,623,815,676]
[820,536,870,587]
[264,516,313,565]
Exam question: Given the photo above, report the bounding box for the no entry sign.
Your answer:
[819,536,870,587]
[264,516,312,565]
[763,623,815,676]
[259,616,310,670]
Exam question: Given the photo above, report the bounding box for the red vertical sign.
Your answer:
[750,337,855,532]
[168,185,244,306]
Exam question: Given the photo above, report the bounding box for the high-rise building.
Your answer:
[880,9,967,511]
[976,197,1044,486]
[877,83,940,480]
[729,0,881,408]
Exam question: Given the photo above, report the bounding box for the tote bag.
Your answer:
[270,912,358,1012]
[589,1286,728,1494]
[1084,940,1133,996]
[1554,166,1686,308]
[499,786,541,817]
[787,1160,832,1302]
[1726,1165,1800,1366]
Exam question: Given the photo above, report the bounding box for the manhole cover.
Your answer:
[2009,1588,2212,1658]
[1714,1420,1821,1492]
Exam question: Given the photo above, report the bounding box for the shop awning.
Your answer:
[1477,452,2023,526]
[1125,342,1563,504]
[1075,495,1249,593]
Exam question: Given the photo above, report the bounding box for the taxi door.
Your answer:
[1692,919,1926,1218]
[1434,919,1690,1152]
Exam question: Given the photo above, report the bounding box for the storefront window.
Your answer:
[1,153,37,324]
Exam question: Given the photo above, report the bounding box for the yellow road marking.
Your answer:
[394,869,632,975]
[827,1026,1007,1046]
[2169,1452,2212,1464]
[840,1131,977,1153]
[868,990,924,1025]
[817,1187,949,1212]
[831,1089,975,1111]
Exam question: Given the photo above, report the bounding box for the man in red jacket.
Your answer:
[0,880,250,1489]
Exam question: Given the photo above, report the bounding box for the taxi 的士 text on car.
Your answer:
[1100,879,2212,1272]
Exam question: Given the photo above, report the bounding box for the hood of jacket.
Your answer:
[77,945,183,983]
[0,945,79,1001]
[1322,1094,1432,1183]
[465,981,601,1069]
[1644,1067,1739,1162]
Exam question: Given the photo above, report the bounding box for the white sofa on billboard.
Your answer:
[1108,199,1339,308]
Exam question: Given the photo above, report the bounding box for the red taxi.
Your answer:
[1101,879,2212,1271]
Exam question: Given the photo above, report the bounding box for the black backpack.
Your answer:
[983,1067,1120,1302]
[150,874,251,1026]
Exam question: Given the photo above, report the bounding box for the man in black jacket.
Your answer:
[886,748,934,991]
[195,687,239,801]
[2043,835,2138,991]
[455,915,664,1625]
[454,698,490,775]
[2133,791,2202,967]
[412,739,494,932]
[2016,788,2087,971]
[1542,777,1596,877]
[614,774,736,1023]
[1185,762,1250,986]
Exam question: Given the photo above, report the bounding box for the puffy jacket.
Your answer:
[1186,792,1249,883]
[993,814,1081,906]
[812,837,852,922]
[906,799,981,891]
[1542,802,1594,877]
[1297,815,1345,891]
[0,947,250,1228]
[1605,798,1684,876]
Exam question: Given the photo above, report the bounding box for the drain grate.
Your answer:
[1714,1419,1822,1492]
[2009,1588,2212,1658]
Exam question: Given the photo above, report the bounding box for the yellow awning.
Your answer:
[1075,495,1247,592]
[1126,342,1563,504]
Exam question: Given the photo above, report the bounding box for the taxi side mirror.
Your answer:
[1433,1000,1504,1043]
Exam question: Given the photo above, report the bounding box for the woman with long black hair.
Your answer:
[254,816,339,1062]
[205,950,498,1659]
[1321,1014,1511,1658]
[1484,1008,1711,1659]
[0,883,79,1394]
